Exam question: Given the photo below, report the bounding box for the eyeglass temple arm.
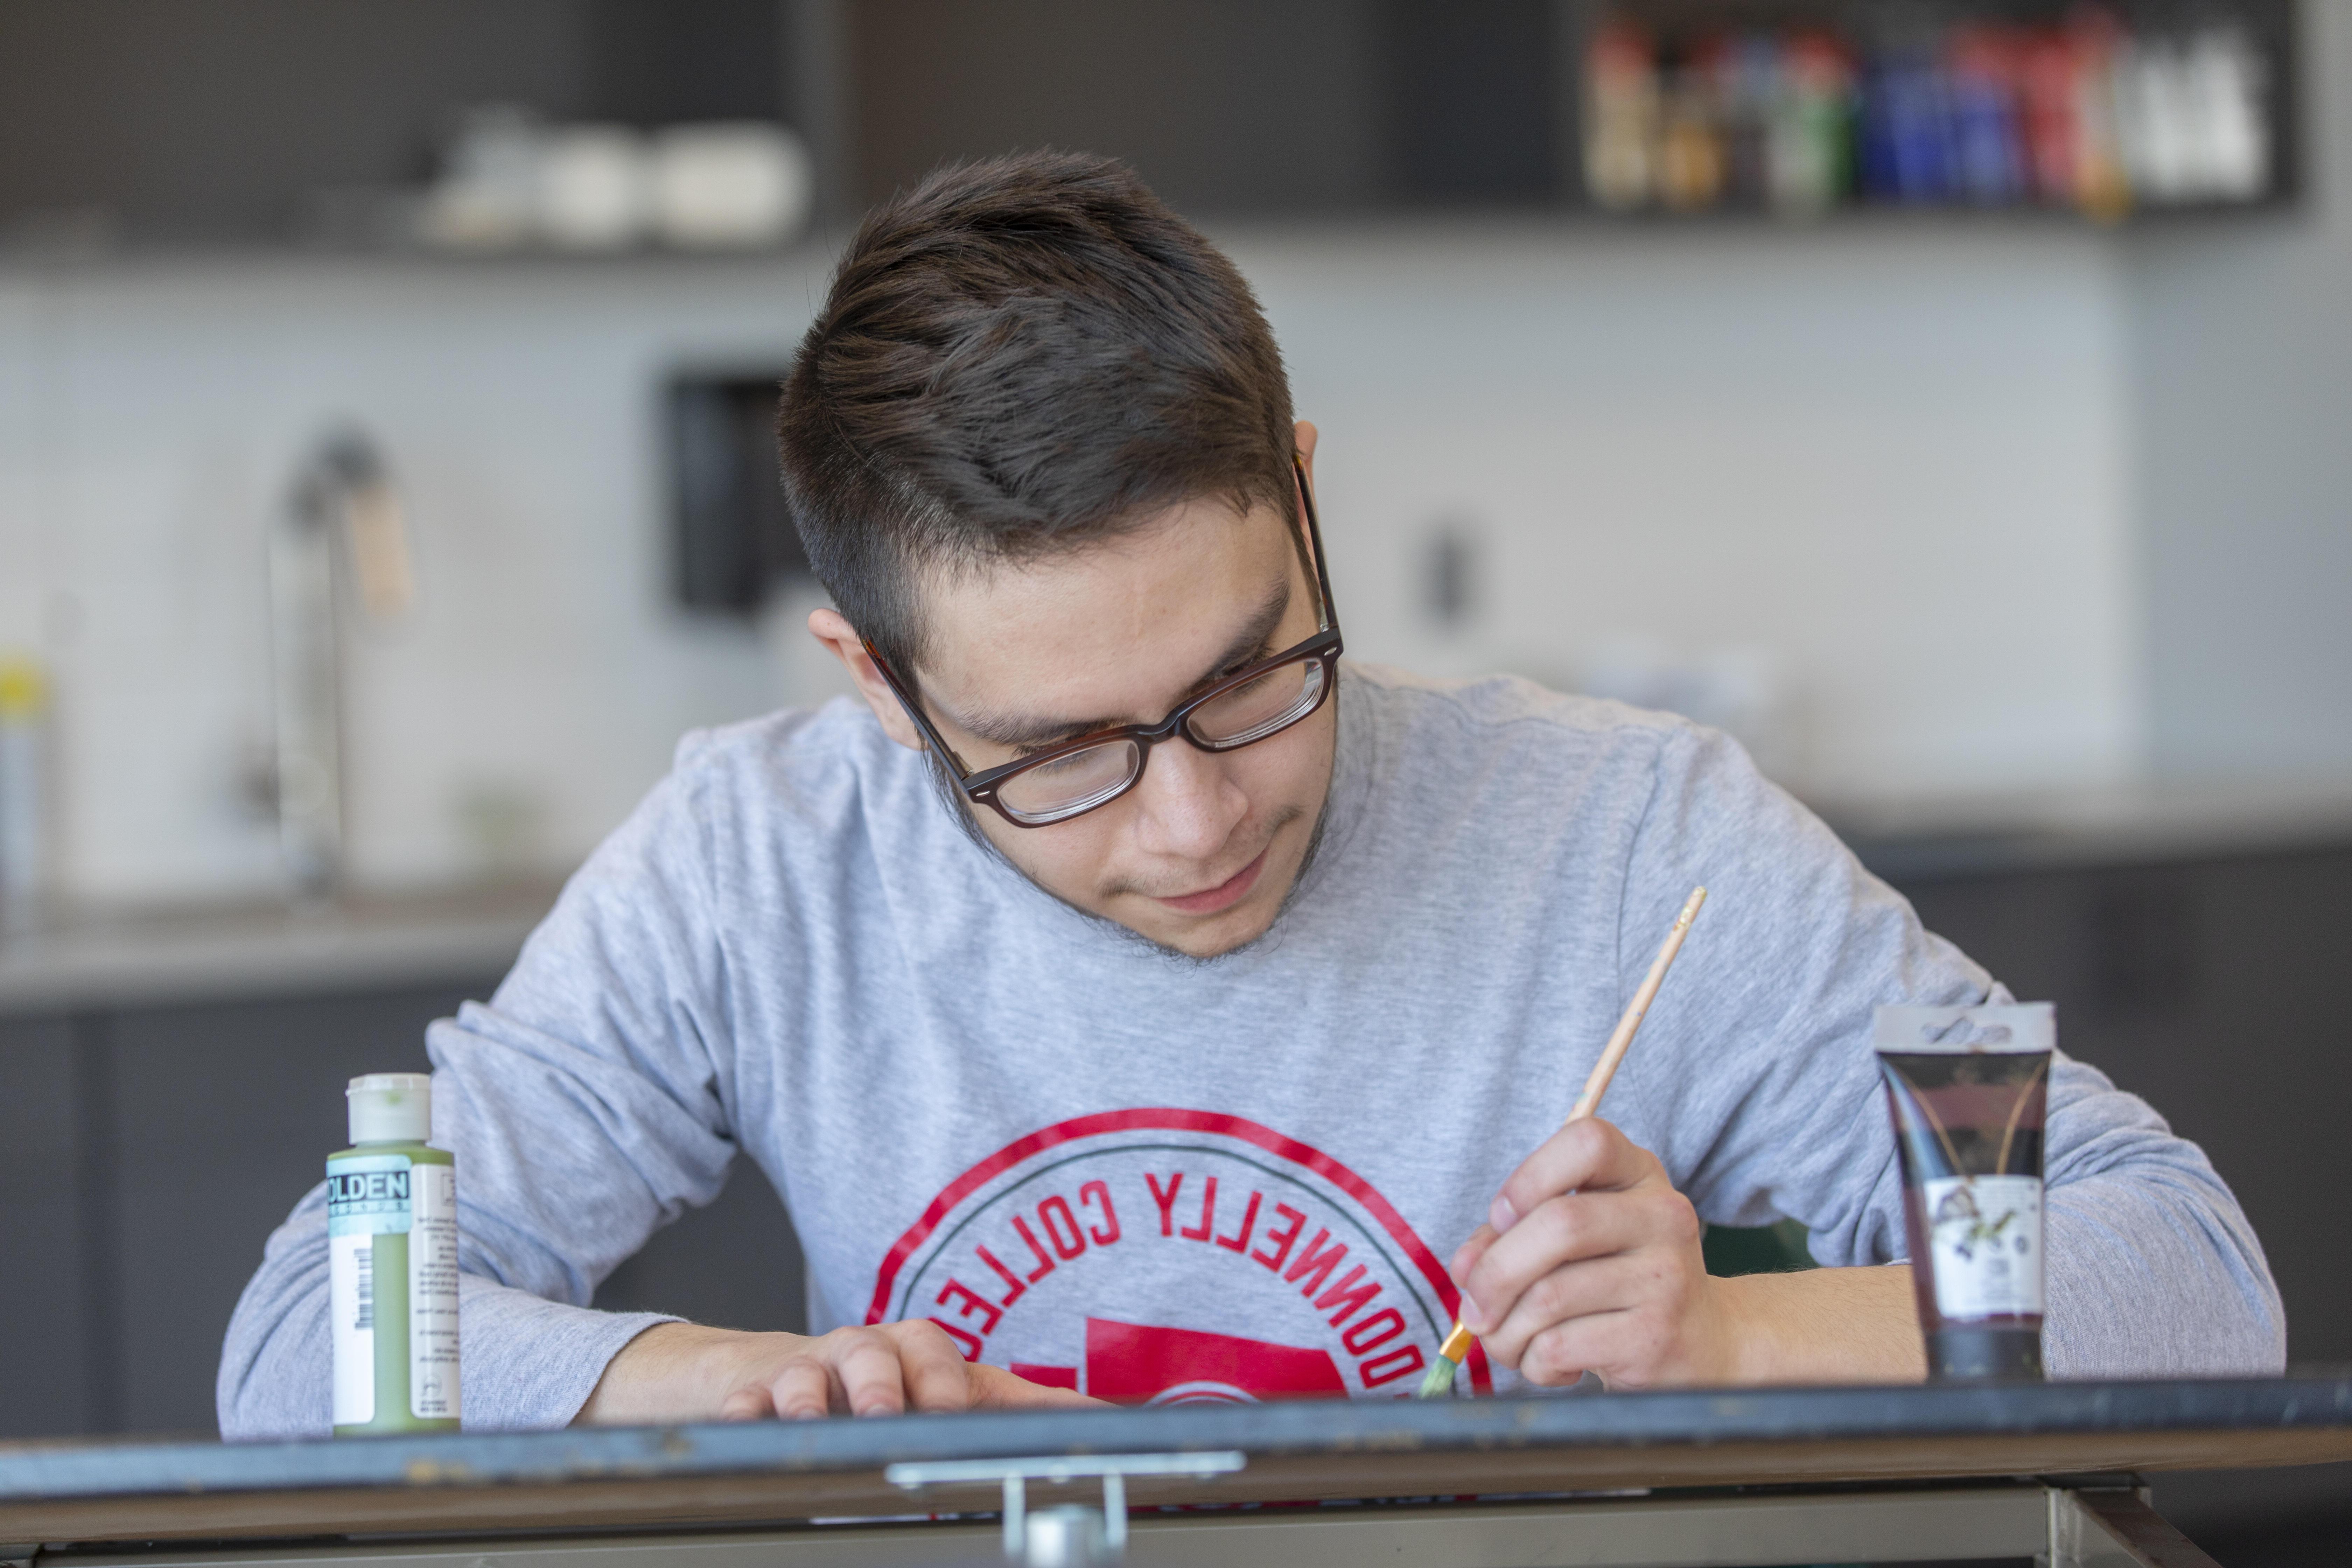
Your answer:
[1292,455,1339,636]
[860,638,976,778]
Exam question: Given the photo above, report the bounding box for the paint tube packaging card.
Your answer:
[1875,1002,2053,1382]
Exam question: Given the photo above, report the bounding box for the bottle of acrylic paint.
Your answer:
[329,1073,460,1435]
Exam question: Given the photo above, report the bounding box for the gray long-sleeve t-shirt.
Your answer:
[219,665,2284,1438]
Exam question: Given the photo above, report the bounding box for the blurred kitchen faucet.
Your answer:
[270,430,414,899]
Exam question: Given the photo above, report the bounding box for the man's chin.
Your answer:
[956,778,1329,962]
[1121,890,1285,960]
[1101,809,1323,959]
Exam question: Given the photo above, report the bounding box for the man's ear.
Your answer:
[808,607,927,752]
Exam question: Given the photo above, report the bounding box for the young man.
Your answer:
[221,152,2281,1437]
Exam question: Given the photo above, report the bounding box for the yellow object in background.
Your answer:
[0,652,47,721]
[0,650,53,931]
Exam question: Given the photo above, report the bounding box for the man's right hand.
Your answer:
[574,1320,1100,1424]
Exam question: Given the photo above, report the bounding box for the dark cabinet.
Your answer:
[1890,844,2352,1366]
[1,988,461,1437]
[0,1015,93,1433]
[0,979,807,1440]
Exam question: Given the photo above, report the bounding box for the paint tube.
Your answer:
[1875,1002,2052,1381]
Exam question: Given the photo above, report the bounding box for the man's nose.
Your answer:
[1129,737,1249,861]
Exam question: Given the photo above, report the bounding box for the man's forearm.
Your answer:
[576,1322,802,1425]
[583,1273,1926,1420]
[1719,1264,1927,1385]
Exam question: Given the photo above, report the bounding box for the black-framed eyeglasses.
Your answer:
[864,457,1343,828]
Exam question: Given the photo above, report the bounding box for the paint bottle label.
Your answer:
[328,1150,462,1428]
[405,1161,460,1419]
[1921,1174,2043,1320]
[328,1154,411,1427]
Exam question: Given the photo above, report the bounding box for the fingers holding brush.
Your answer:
[1419,887,1708,1400]
[1447,1116,1667,1341]
[1448,1118,1729,1389]
[1482,1115,1648,1237]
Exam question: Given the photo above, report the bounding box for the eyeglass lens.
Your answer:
[993,656,1328,824]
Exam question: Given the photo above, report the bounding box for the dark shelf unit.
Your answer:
[0,0,830,254]
[852,0,2304,223]
[0,0,2304,256]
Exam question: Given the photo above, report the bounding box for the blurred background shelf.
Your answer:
[0,0,845,258]
[0,0,2304,262]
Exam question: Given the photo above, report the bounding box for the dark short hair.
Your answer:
[777,150,1296,672]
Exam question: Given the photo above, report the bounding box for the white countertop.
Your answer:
[0,883,560,1017]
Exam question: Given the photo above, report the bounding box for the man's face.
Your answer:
[837,485,1336,959]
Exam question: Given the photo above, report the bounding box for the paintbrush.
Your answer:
[1417,884,1709,1399]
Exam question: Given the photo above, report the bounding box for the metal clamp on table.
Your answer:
[886,1450,1246,1566]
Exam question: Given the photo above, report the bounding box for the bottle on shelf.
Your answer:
[1574,1,2276,222]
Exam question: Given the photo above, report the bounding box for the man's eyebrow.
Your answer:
[945,578,1295,751]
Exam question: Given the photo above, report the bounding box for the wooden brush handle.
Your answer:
[1427,884,1709,1385]
[1566,886,1707,1125]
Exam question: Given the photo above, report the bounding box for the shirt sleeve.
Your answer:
[1609,720,2283,1378]
[217,761,746,1438]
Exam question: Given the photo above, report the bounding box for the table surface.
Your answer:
[2,1375,2348,1546]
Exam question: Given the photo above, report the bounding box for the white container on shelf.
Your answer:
[416,105,543,252]
[651,122,813,250]
[535,124,652,251]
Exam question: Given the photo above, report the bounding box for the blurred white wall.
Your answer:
[1236,222,2140,802]
[0,209,2205,908]
[0,257,814,903]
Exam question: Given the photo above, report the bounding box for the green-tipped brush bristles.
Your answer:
[1419,1320,1475,1397]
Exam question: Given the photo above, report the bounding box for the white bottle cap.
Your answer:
[348,1073,433,1144]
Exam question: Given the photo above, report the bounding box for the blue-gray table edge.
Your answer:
[2,1376,2347,1504]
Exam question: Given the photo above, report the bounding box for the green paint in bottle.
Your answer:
[328,1073,460,1436]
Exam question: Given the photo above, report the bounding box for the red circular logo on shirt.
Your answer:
[867,1108,1491,1400]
